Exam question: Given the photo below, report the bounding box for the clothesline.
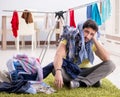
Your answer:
[68,0,104,11]
[2,10,55,14]
[3,0,104,14]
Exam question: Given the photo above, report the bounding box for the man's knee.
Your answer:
[104,60,116,72]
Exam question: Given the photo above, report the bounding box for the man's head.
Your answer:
[83,19,98,42]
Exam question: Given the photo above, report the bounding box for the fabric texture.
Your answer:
[69,9,76,28]
[11,11,19,38]
[87,5,92,19]
[7,54,43,82]
[21,10,33,24]
[92,3,102,25]
[61,24,94,65]
[86,3,102,26]
[62,59,81,79]
[102,0,111,23]
[0,80,31,93]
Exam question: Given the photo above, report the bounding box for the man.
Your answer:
[43,19,115,89]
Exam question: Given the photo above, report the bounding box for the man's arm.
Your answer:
[53,42,66,89]
[92,37,110,61]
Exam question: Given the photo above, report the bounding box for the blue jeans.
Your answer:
[43,59,81,79]
[43,62,54,79]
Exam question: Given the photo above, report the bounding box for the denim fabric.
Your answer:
[11,61,37,81]
[61,25,94,65]
[43,63,54,79]
[7,54,43,82]
[43,59,81,79]
[87,5,92,19]
[62,59,81,79]
[0,80,31,93]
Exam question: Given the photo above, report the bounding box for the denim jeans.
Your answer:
[43,62,54,79]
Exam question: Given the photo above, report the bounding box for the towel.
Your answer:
[11,11,19,38]
[102,0,111,23]
[69,9,76,28]
[86,3,102,26]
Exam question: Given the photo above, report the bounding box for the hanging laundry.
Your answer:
[102,0,111,23]
[11,10,19,38]
[21,10,33,24]
[69,9,76,28]
[87,5,92,19]
[55,11,65,20]
[92,3,102,25]
[86,3,102,26]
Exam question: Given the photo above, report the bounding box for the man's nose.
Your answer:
[86,33,91,40]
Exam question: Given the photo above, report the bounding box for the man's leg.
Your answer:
[80,68,101,87]
[70,60,116,88]
[43,62,54,79]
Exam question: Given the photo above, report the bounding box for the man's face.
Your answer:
[83,27,96,42]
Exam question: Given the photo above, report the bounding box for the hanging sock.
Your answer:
[69,9,76,28]
[11,11,19,38]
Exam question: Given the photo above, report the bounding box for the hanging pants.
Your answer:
[43,60,115,87]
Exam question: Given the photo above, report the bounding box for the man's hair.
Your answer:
[82,19,98,32]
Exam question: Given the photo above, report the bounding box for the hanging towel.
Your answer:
[87,5,92,19]
[86,3,102,26]
[102,0,111,23]
[11,11,19,38]
[69,9,76,28]
[92,3,102,26]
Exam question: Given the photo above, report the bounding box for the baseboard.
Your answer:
[0,41,57,45]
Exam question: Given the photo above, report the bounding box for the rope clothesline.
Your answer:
[2,0,104,14]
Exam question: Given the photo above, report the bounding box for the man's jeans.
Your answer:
[43,60,115,87]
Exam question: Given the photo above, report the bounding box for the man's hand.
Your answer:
[54,70,64,89]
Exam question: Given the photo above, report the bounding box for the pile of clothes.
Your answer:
[0,54,56,94]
